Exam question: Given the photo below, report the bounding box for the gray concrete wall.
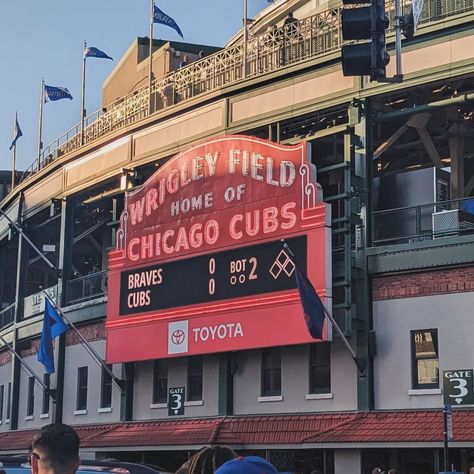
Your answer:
[233,342,357,415]
[133,354,220,419]
[373,291,474,410]
[62,340,121,426]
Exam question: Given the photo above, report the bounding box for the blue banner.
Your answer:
[153,4,184,38]
[85,46,113,60]
[9,117,23,150]
[295,267,326,340]
[37,299,69,374]
[44,84,73,102]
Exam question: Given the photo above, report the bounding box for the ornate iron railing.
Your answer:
[65,270,108,305]
[19,0,473,184]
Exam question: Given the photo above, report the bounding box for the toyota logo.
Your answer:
[172,329,185,345]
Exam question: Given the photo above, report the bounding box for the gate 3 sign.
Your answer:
[106,135,331,363]
[443,369,474,406]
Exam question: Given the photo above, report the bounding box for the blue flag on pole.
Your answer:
[295,266,326,340]
[37,299,69,374]
[44,84,73,103]
[85,46,113,60]
[9,117,22,150]
[153,4,184,38]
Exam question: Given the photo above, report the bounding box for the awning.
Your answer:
[1,410,473,451]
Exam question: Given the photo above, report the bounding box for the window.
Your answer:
[27,376,35,417]
[261,348,281,396]
[152,360,168,404]
[42,374,50,415]
[76,366,88,410]
[187,356,203,401]
[6,382,11,421]
[309,343,331,393]
[100,365,113,409]
[0,385,4,421]
[411,329,439,389]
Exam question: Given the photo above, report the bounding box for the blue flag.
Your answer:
[37,299,69,374]
[153,4,184,38]
[9,117,22,150]
[295,266,326,339]
[44,84,73,103]
[85,46,113,60]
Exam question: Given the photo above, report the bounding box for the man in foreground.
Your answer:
[31,423,80,474]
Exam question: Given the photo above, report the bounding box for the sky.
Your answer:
[0,0,270,171]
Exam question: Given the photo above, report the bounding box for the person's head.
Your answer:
[215,456,279,474]
[183,54,189,62]
[469,464,474,474]
[31,423,80,474]
[288,12,293,18]
[187,446,238,474]
[387,469,397,474]
[371,468,383,474]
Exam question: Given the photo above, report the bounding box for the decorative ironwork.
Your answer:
[18,0,473,185]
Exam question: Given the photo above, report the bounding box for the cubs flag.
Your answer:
[9,117,22,150]
[37,299,69,374]
[153,4,184,38]
[295,266,326,340]
[85,46,113,60]
[44,84,73,103]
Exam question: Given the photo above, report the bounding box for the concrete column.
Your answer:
[10,199,27,430]
[449,124,465,200]
[334,449,361,474]
[54,199,75,423]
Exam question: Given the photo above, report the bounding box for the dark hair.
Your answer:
[187,446,237,474]
[32,423,80,472]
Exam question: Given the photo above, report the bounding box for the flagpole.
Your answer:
[0,333,55,401]
[148,0,154,115]
[282,241,366,375]
[42,292,125,392]
[243,0,248,78]
[11,113,18,190]
[80,39,87,146]
[37,78,45,171]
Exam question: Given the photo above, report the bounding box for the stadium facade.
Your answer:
[0,0,473,472]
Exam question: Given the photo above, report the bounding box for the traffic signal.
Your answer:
[341,0,390,82]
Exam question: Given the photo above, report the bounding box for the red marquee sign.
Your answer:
[106,135,331,363]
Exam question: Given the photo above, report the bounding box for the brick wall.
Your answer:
[0,350,12,366]
[372,266,474,300]
[65,321,105,346]
[18,322,105,358]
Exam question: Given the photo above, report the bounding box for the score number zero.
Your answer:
[208,257,258,295]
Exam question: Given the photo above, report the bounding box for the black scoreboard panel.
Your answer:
[120,236,307,316]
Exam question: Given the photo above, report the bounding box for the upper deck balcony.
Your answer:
[13,0,473,190]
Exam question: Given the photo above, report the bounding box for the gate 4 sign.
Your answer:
[443,369,474,405]
[168,387,185,416]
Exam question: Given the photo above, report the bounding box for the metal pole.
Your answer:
[11,113,17,190]
[243,0,248,78]
[394,0,403,80]
[42,292,125,393]
[0,333,55,401]
[0,207,57,272]
[80,39,87,146]
[282,241,366,375]
[148,0,154,114]
[443,404,449,472]
[37,78,45,171]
